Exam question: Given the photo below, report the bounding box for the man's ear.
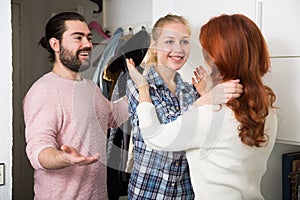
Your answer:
[49,38,60,52]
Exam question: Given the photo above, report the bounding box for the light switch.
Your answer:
[0,163,4,185]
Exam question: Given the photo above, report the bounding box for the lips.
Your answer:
[169,55,184,61]
[80,52,89,56]
[78,51,90,59]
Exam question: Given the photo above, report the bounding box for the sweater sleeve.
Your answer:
[136,102,216,151]
[109,96,129,128]
[92,82,129,128]
[23,81,61,170]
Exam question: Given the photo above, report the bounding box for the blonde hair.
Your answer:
[146,14,191,66]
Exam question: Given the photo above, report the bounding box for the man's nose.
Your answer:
[82,37,92,49]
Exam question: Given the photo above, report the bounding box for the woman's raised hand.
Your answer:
[126,58,149,89]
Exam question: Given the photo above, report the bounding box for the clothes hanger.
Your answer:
[88,21,110,39]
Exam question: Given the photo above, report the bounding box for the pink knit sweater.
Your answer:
[23,72,128,199]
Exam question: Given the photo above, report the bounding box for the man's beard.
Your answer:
[59,46,91,72]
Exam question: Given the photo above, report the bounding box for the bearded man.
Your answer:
[23,12,129,200]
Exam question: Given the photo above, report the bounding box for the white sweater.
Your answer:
[137,103,277,200]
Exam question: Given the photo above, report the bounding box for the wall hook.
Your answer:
[90,0,102,13]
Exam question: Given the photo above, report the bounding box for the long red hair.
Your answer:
[200,14,276,147]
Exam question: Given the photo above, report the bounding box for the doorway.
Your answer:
[12,1,34,199]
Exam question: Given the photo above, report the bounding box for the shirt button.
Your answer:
[171,183,175,186]
[176,107,179,110]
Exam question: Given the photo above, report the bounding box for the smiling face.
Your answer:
[59,20,93,72]
[153,22,191,71]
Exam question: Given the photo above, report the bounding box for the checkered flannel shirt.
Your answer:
[126,66,199,199]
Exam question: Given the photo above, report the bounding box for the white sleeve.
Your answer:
[136,102,216,151]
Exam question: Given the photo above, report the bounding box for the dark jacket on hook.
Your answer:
[92,27,150,200]
[106,29,150,74]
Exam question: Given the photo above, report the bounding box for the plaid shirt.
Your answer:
[126,66,199,199]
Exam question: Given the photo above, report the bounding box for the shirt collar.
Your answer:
[146,65,186,92]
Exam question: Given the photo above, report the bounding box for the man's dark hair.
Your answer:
[39,12,86,62]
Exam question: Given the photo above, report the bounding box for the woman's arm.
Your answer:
[126,58,212,150]
[137,102,213,151]
[126,58,238,151]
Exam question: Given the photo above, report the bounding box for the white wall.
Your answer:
[152,0,174,22]
[0,0,12,199]
[103,0,153,32]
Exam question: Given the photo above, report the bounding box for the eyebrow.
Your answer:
[164,36,190,39]
[71,32,93,37]
[184,35,190,38]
